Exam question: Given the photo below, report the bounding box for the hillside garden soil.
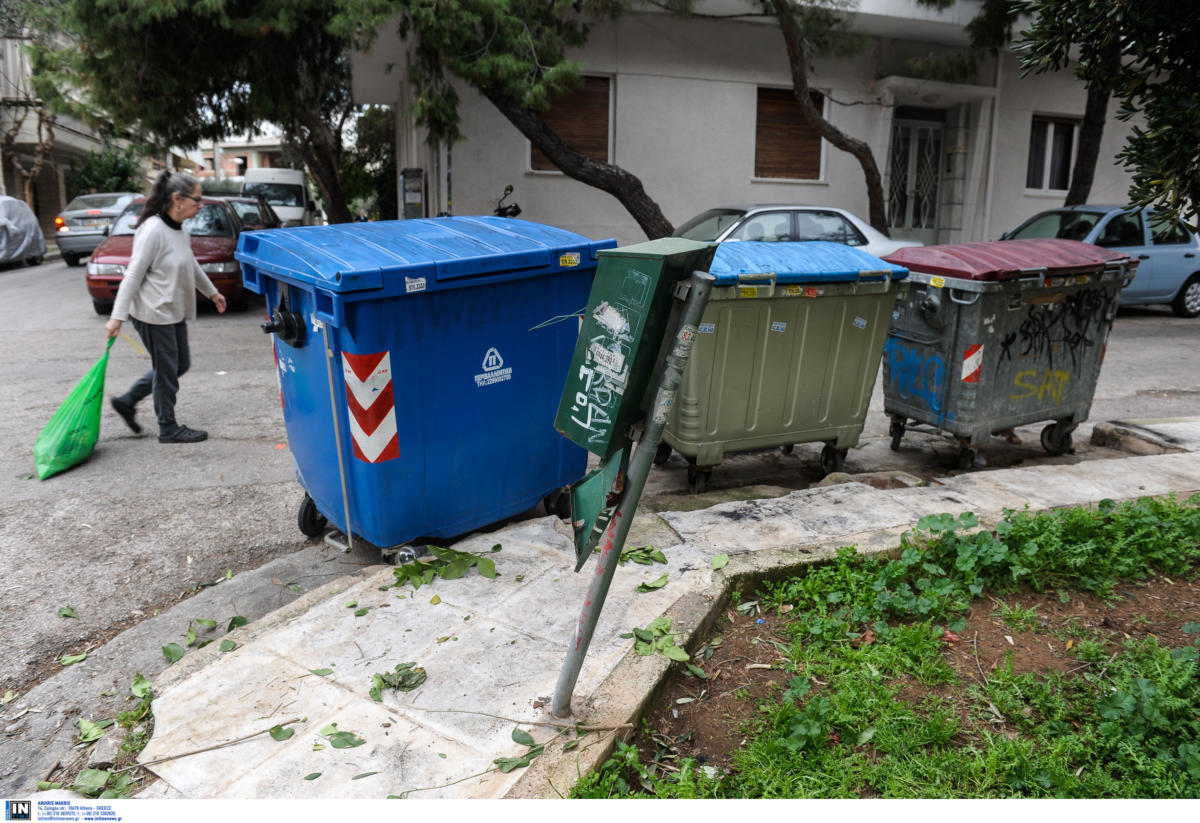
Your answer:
[639,572,1200,776]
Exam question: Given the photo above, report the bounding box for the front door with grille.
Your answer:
[888,120,943,246]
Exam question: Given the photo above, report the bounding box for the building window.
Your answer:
[530,75,611,171]
[1026,116,1078,191]
[755,87,824,180]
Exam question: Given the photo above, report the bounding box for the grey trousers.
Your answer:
[120,319,191,433]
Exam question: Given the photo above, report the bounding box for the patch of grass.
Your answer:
[574,494,1200,799]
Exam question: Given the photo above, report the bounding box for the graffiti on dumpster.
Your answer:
[1010,368,1072,405]
[1014,287,1113,371]
[883,338,949,419]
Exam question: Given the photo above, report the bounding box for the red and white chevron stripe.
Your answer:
[961,344,983,384]
[342,350,400,463]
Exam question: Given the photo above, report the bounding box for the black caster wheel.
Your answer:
[297,494,327,538]
[686,464,711,494]
[543,488,571,519]
[1040,423,1073,456]
[654,442,673,465]
[819,444,846,476]
[956,448,976,470]
[779,444,795,455]
[889,417,906,451]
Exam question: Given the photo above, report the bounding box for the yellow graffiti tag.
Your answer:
[1011,369,1071,404]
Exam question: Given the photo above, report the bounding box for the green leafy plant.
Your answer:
[368,662,427,701]
[624,617,689,662]
[620,545,668,566]
[391,545,500,590]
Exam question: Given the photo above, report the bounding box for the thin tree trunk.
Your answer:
[482,89,675,240]
[1065,41,1118,209]
[769,0,890,235]
[294,109,352,224]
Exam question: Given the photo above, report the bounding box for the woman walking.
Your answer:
[105,171,226,443]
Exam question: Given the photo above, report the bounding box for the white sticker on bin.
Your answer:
[852,316,868,330]
[770,321,787,333]
[590,343,627,380]
[698,322,716,334]
[405,276,427,293]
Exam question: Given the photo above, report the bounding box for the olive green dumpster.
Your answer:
[659,241,908,492]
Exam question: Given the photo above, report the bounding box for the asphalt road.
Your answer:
[0,255,1196,792]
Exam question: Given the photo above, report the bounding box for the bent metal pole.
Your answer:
[552,270,716,719]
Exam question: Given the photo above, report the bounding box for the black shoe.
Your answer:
[158,425,208,444]
[111,397,141,434]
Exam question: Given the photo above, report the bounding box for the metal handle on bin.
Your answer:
[948,289,980,305]
[1018,269,1046,289]
[736,270,776,297]
[857,269,892,290]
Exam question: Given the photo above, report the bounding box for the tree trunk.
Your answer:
[1064,41,1120,208]
[293,109,352,224]
[481,89,675,240]
[769,0,890,236]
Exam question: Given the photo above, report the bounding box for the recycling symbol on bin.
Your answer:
[482,347,504,371]
[475,347,513,387]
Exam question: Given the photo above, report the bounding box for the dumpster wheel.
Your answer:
[779,444,795,455]
[298,494,328,538]
[1040,423,1073,456]
[543,488,571,519]
[819,444,846,476]
[956,448,977,470]
[687,464,712,494]
[888,416,906,451]
[653,442,673,466]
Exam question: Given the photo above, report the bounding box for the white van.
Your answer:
[240,168,320,227]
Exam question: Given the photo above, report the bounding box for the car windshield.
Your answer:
[243,182,304,208]
[229,201,267,226]
[110,203,234,237]
[674,209,746,241]
[1007,210,1107,241]
[64,194,130,211]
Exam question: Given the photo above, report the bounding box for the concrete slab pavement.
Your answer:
[131,447,1200,800]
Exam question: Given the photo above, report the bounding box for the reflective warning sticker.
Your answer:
[962,344,983,383]
[786,285,803,296]
[560,252,581,267]
[342,351,400,463]
[740,286,759,298]
[930,276,945,289]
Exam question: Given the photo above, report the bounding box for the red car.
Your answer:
[85,196,247,315]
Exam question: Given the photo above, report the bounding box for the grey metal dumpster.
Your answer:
[881,238,1136,468]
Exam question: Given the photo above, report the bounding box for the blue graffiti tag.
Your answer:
[884,339,948,418]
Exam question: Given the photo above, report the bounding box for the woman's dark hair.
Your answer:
[139,170,200,222]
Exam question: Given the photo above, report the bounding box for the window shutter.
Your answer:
[531,76,610,171]
[755,88,824,180]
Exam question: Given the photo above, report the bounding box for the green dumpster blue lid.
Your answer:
[709,241,908,284]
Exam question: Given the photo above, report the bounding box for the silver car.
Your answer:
[53,192,140,267]
[673,205,923,258]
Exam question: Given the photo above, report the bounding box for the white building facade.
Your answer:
[352,1,1137,247]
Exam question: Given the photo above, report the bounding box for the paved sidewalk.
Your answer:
[131,450,1200,799]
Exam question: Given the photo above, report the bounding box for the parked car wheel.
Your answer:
[92,300,112,316]
[63,252,82,267]
[1172,274,1200,318]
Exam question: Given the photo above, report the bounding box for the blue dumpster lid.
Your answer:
[235,216,616,294]
[708,241,908,285]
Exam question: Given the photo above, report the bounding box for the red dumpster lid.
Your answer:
[882,238,1132,281]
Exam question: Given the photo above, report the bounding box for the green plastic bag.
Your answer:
[34,338,115,480]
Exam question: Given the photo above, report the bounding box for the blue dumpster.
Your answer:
[236,217,617,550]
